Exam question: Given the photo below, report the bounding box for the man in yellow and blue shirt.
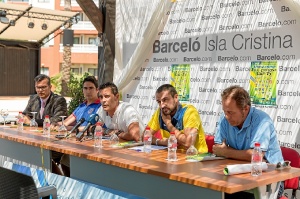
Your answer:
[147,84,207,153]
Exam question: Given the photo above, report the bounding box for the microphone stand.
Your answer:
[76,125,96,142]
[76,131,85,142]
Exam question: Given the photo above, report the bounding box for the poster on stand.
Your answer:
[250,61,277,106]
[171,64,190,102]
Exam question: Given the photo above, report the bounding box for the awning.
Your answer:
[0,2,79,44]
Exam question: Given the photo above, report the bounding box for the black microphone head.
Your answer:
[88,114,99,125]
[79,117,85,123]
[67,117,86,136]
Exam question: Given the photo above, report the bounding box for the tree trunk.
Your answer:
[61,0,72,96]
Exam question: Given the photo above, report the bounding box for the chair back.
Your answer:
[205,135,214,153]
[280,146,300,190]
[0,166,39,199]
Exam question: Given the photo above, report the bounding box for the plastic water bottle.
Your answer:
[251,142,262,176]
[143,126,152,153]
[168,132,177,161]
[43,115,51,137]
[94,122,103,148]
[17,112,24,131]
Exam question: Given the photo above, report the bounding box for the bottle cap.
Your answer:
[170,132,175,135]
[96,122,101,126]
[254,142,260,147]
[45,115,49,118]
[19,111,22,114]
[145,126,150,130]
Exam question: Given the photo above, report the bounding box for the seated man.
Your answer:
[23,74,67,126]
[213,85,283,199]
[53,76,101,132]
[52,76,101,177]
[147,84,208,153]
[22,74,67,176]
[97,82,144,142]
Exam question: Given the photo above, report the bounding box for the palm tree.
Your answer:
[61,0,72,96]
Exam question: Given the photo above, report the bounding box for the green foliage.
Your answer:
[50,73,62,94]
[67,72,90,115]
[51,72,91,115]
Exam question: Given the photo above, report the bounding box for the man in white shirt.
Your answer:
[97,82,144,142]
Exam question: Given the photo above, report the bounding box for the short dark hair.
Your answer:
[156,84,177,97]
[34,74,51,86]
[98,82,118,95]
[83,76,98,88]
[221,85,251,109]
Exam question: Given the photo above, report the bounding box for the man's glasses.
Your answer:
[35,86,48,91]
[276,161,291,170]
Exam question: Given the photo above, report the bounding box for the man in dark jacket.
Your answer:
[22,74,67,176]
[23,74,67,126]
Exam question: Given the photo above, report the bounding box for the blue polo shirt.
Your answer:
[72,99,101,126]
[215,106,283,164]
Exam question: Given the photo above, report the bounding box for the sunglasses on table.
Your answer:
[276,161,291,170]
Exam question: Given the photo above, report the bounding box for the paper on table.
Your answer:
[186,153,225,162]
[111,141,143,148]
[128,145,168,152]
[224,162,268,175]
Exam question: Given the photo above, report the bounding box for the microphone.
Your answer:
[76,114,99,141]
[65,118,85,138]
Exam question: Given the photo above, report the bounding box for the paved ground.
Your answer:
[0,96,30,122]
[0,96,71,123]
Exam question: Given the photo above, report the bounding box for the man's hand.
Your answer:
[50,122,61,131]
[213,139,257,161]
[161,112,172,127]
[212,139,228,157]
[23,115,31,125]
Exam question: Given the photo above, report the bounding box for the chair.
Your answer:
[0,166,57,199]
[279,146,300,199]
[205,134,214,153]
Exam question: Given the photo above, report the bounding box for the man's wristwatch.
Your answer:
[156,139,160,146]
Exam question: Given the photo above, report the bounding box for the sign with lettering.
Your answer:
[115,0,300,151]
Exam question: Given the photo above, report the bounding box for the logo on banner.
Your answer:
[250,61,277,106]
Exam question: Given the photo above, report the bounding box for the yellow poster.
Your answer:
[250,61,277,106]
[171,64,190,101]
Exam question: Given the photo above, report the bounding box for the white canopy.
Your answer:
[0,2,79,43]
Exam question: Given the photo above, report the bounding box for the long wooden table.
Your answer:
[0,126,299,199]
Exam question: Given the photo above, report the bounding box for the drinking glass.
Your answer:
[0,109,9,127]
[109,131,119,147]
[58,116,67,137]
[186,132,198,156]
[30,112,38,131]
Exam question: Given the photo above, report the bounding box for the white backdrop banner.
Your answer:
[114,0,300,151]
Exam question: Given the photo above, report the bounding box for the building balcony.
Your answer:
[59,44,98,53]
[60,0,99,7]
[72,21,96,31]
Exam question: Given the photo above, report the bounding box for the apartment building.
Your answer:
[5,0,98,78]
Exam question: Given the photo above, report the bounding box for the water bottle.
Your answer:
[251,142,263,176]
[43,115,51,137]
[94,122,103,148]
[143,126,152,153]
[168,132,177,161]
[17,112,24,131]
